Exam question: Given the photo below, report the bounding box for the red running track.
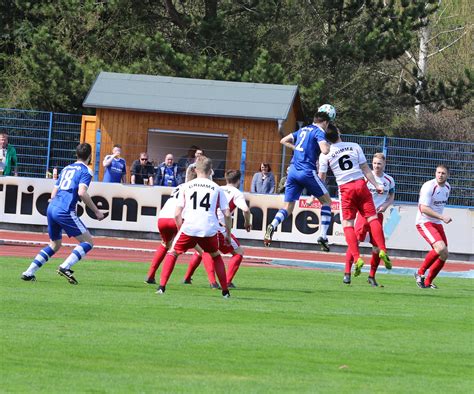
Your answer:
[0,230,472,272]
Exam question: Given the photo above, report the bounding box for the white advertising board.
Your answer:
[1,177,472,254]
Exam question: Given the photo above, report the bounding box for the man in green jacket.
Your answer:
[0,132,18,176]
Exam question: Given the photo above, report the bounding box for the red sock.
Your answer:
[425,258,446,285]
[183,252,202,281]
[159,253,178,287]
[418,249,439,275]
[344,249,354,274]
[202,253,217,284]
[147,244,167,280]
[343,226,360,261]
[369,251,380,277]
[368,219,386,251]
[227,254,243,284]
[212,255,228,291]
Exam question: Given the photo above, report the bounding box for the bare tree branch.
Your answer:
[427,27,471,58]
[427,26,467,44]
[404,50,418,67]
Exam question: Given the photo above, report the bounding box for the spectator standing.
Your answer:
[155,154,182,186]
[102,144,126,183]
[0,132,18,176]
[251,163,275,194]
[131,153,155,185]
[178,145,199,174]
[277,167,290,194]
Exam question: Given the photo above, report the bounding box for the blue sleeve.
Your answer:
[316,130,326,142]
[292,131,298,142]
[79,168,92,187]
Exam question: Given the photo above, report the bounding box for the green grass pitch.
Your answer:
[1,256,473,393]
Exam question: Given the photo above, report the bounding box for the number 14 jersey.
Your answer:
[177,177,229,237]
[319,142,367,186]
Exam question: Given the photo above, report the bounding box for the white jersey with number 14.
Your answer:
[177,177,229,237]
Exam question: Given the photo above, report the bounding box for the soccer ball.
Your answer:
[318,104,336,121]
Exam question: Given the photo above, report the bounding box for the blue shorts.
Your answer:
[47,205,88,241]
[284,167,328,202]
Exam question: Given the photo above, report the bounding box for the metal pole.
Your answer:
[94,128,101,181]
[383,136,387,157]
[45,112,53,173]
[239,139,247,191]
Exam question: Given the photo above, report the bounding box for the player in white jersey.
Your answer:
[318,124,392,278]
[182,170,252,288]
[414,165,452,289]
[157,157,233,298]
[344,153,395,286]
[145,167,197,284]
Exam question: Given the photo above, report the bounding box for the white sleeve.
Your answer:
[176,186,186,208]
[218,188,229,211]
[318,153,329,173]
[357,145,367,165]
[233,191,248,210]
[418,182,432,206]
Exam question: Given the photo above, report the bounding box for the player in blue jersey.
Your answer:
[21,143,105,284]
[264,105,335,251]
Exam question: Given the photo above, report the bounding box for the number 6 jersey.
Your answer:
[177,177,229,237]
[318,142,367,185]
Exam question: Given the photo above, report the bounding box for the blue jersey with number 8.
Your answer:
[291,124,327,171]
[50,162,93,212]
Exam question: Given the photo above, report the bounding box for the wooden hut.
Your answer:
[81,72,303,190]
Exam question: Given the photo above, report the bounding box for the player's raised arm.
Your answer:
[318,140,330,155]
[318,153,329,182]
[280,134,296,151]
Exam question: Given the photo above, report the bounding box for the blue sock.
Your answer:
[271,209,288,230]
[24,246,56,275]
[60,242,93,270]
[33,246,55,267]
[320,205,332,238]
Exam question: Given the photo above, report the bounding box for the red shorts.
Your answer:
[339,179,377,221]
[171,231,219,254]
[217,231,240,254]
[416,222,448,246]
[355,212,384,243]
[158,218,178,244]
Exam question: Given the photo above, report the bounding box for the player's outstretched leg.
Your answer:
[145,244,168,284]
[57,241,93,285]
[343,249,353,284]
[157,252,179,294]
[264,209,289,246]
[317,204,332,252]
[368,251,381,287]
[424,258,446,289]
[227,254,243,288]
[22,245,57,281]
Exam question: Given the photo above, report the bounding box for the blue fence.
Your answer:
[0,108,82,178]
[0,108,472,207]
